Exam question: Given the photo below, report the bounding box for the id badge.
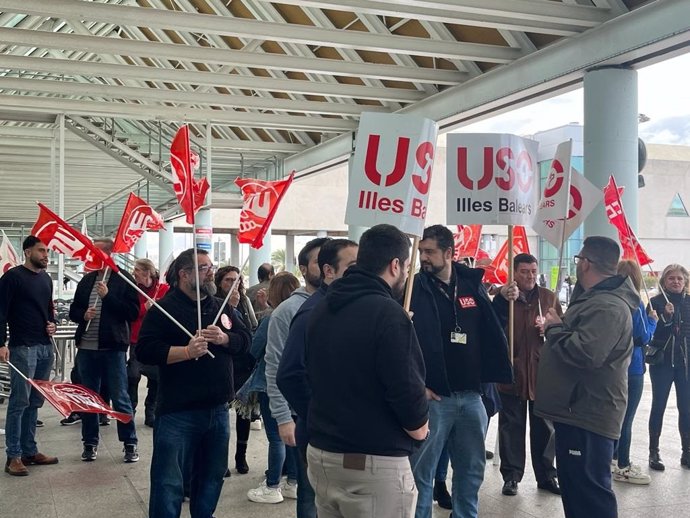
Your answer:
[450,331,467,344]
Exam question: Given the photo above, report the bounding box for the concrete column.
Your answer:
[158,221,174,267]
[348,225,367,243]
[583,67,639,237]
[285,233,295,273]
[248,227,271,286]
[194,209,213,252]
[230,233,240,267]
[134,235,147,258]
[57,115,65,300]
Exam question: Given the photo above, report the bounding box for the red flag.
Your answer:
[30,203,119,272]
[453,224,482,261]
[113,193,165,253]
[0,230,20,275]
[482,226,530,284]
[603,176,653,266]
[170,126,210,224]
[235,172,295,249]
[28,379,132,423]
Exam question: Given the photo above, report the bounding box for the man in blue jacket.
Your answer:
[410,225,512,518]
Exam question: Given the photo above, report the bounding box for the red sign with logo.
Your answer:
[482,226,531,284]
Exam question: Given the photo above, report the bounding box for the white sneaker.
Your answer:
[610,459,618,473]
[250,419,262,431]
[281,479,298,499]
[613,463,651,485]
[247,480,284,504]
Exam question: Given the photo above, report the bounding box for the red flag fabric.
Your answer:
[603,176,653,266]
[453,224,482,261]
[235,172,295,249]
[0,230,20,275]
[113,193,165,253]
[28,379,132,423]
[482,226,531,284]
[31,203,119,272]
[170,125,210,224]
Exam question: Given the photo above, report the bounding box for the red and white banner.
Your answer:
[482,226,531,284]
[603,176,653,266]
[345,112,439,237]
[446,133,539,226]
[170,125,210,225]
[533,140,600,247]
[112,193,165,253]
[453,224,483,261]
[79,216,103,273]
[235,172,294,249]
[0,229,20,276]
[28,379,132,423]
[30,203,119,272]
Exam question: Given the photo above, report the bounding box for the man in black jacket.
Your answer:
[69,238,139,463]
[137,248,251,518]
[410,225,512,518]
[305,224,428,518]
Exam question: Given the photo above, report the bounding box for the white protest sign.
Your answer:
[346,112,439,237]
[446,133,539,226]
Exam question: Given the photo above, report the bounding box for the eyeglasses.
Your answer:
[573,255,596,265]
[186,264,217,275]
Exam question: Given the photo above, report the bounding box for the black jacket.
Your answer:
[69,270,139,351]
[137,288,251,416]
[306,266,428,457]
[410,262,513,396]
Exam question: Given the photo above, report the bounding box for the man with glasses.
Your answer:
[69,238,140,463]
[535,236,639,518]
[138,248,251,518]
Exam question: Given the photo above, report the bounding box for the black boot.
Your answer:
[235,442,249,474]
[681,435,690,469]
[649,434,665,471]
[433,480,452,510]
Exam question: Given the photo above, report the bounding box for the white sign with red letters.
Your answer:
[446,133,539,226]
[346,112,439,237]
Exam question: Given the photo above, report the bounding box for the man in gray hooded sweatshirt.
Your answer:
[535,236,639,518]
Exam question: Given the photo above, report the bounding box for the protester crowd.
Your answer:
[2,228,690,518]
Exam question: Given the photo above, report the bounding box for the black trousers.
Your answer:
[498,393,556,483]
[554,422,617,518]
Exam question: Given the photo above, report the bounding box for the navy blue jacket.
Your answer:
[410,262,513,397]
[277,283,328,448]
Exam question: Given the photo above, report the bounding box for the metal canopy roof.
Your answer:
[0,0,677,232]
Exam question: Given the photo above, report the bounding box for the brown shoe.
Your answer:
[21,453,59,466]
[5,457,29,476]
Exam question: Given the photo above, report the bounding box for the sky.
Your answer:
[456,52,690,145]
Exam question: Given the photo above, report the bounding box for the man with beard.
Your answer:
[0,236,59,476]
[410,225,512,518]
[305,224,429,518]
[69,238,139,463]
[137,248,251,518]
[260,237,328,505]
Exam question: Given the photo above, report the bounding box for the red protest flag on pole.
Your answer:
[603,176,653,266]
[31,203,119,272]
[0,229,20,276]
[28,379,132,423]
[235,172,295,249]
[170,125,210,225]
[453,224,482,261]
[482,226,530,284]
[112,192,165,253]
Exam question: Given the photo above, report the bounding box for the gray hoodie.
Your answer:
[534,275,639,440]
[265,287,311,425]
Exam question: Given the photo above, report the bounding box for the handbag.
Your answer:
[645,334,674,365]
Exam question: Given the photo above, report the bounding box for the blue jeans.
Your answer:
[5,344,54,458]
[614,374,644,468]
[149,404,230,518]
[410,391,488,518]
[258,392,298,486]
[75,349,136,446]
[435,443,450,482]
[555,422,617,518]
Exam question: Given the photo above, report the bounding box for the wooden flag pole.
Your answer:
[84,267,110,334]
[507,225,514,365]
[403,236,420,313]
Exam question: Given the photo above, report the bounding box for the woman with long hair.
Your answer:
[647,264,690,471]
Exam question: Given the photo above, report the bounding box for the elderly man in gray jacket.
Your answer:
[535,236,639,518]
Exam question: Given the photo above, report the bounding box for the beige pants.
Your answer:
[307,445,417,518]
